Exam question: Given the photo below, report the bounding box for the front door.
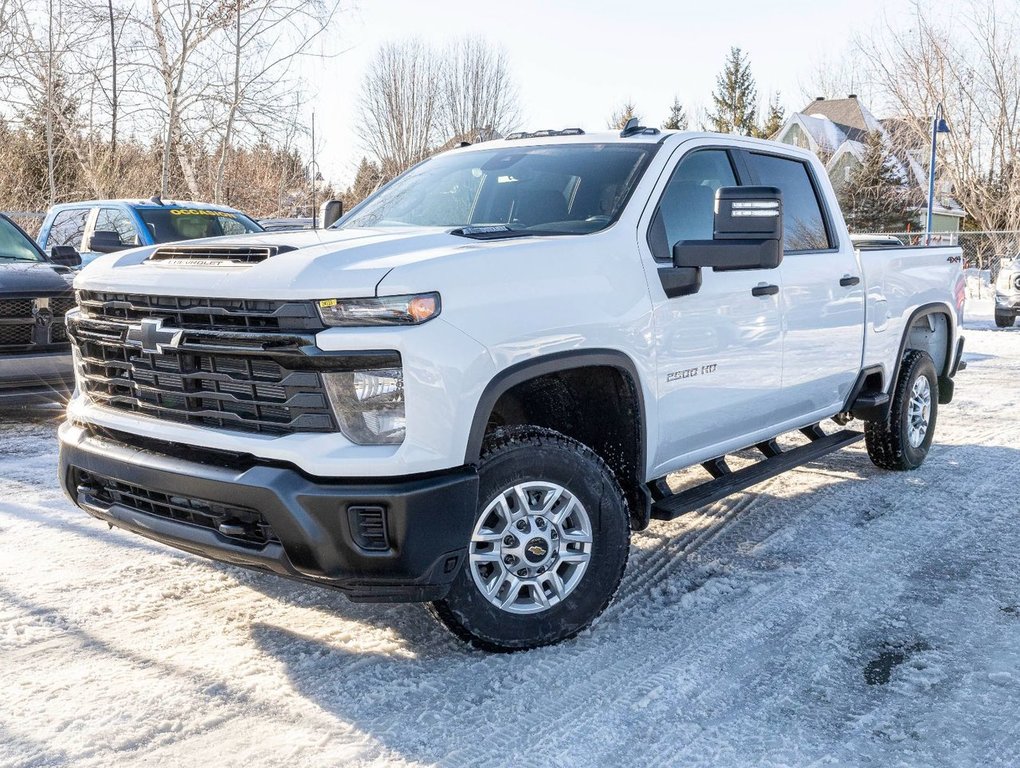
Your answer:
[639,145,784,477]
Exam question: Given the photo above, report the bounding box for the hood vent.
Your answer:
[148,245,295,266]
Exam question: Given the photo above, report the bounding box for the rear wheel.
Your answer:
[864,350,938,471]
[428,426,630,652]
[995,311,1015,328]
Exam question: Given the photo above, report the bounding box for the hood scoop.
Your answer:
[148,244,296,266]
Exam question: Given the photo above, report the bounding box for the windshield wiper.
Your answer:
[0,255,42,262]
[449,225,572,241]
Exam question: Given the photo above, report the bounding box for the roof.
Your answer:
[799,97,883,141]
[47,199,246,213]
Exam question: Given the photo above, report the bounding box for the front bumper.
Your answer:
[994,294,1020,312]
[0,351,73,406]
[58,421,479,602]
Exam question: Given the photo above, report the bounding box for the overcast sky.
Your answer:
[307,0,918,187]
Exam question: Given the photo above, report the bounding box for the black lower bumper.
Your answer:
[58,422,479,602]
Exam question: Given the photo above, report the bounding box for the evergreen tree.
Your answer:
[662,97,688,130]
[607,100,641,130]
[345,156,384,207]
[838,131,920,232]
[707,47,758,135]
[755,92,785,138]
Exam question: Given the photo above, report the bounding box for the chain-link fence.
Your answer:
[0,211,45,239]
[859,230,1020,299]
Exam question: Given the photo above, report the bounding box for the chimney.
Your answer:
[815,96,825,101]
[848,93,858,99]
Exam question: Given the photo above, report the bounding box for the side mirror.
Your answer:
[50,245,82,267]
[321,199,343,228]
[88,230,127,254]
[672,186,784,271]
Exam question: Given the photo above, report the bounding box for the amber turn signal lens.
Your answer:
[407,295,439,323]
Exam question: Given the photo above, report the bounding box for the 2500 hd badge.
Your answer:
[667,363,718,382]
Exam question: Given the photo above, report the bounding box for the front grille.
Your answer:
[76,469,278,547]
[70,296,338,435]
[0,295,73,352]
[77,291,323,333]
[0,299,33,317]
[0,325,33,346]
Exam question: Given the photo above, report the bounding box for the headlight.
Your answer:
[316,293,440,327]
[323,367,405,445]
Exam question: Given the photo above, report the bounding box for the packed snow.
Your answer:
[2,301,1019,767]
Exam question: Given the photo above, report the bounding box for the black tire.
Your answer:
[864,350,939,471]
[427,426,630,652]
[994,311,1015,328]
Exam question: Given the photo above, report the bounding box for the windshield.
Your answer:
[0,217,44,262]
[338,143,658,235]
[138,208,263,243]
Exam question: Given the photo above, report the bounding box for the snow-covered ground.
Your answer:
[2,303,1019,768]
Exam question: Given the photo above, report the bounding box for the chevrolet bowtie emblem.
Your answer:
[125,317,183,355]
[527,545,546,556]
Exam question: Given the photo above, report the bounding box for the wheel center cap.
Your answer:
[523,537,550,564]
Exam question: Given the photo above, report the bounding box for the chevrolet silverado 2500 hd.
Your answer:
[58,126,966,651]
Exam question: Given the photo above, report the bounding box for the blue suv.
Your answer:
[37,197,264,266]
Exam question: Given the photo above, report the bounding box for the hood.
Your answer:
[0,260,75,295]
[76,227,495,299]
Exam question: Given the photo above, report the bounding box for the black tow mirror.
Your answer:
[88,230,127,254]
[50,245,82,267]
[672,186,784,271]
[321,199,343,228]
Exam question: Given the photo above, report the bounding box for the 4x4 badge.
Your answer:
[125,317,183,355]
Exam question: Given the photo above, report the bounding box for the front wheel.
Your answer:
[428,426,630,652]
[995,311,1015,328]
[864,350,939,471]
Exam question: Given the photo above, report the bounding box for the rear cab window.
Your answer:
[744,153,833,252]
[46,208,90,250]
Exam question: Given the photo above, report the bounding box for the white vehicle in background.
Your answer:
[994,257,1020,328]
[58,123,966,651]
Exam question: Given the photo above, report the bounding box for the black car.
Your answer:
[0,213,81,406]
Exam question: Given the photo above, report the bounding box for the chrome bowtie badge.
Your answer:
[125,317,183,355]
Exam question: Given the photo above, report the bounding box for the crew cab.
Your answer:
[38,198,263,267]
[58,126,965,651]
[0,213,79,406]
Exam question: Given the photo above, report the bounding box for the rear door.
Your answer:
[742,150,864,419]
[639,142,784,476]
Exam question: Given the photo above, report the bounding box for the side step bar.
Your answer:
[651,426,864,521]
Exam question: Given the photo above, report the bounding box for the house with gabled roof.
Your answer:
[774,95,966,234]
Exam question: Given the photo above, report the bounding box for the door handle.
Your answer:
[751,283,779,297]
[840,275,861,287]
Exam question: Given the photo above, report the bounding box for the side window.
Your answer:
[95,208,140,246]
[648,149,738,261]
[46,209,89,249]
[745,153,831,252]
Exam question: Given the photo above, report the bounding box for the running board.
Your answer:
[650,427,864,521]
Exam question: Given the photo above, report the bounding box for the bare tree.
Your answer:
[439,37,519,142]
[357,39,443,179]
[858,0,1020,239]
[210,0,341,202]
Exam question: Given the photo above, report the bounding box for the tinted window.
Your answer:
[746,153,831,251]
[0,217,44,262]
[340,144,658,235]
[137,208,262,243]
[95,208,140,247]
[648,149,738,260]
[47,208,90,249]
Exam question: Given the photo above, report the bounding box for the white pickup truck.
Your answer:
[59,125,966,651]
